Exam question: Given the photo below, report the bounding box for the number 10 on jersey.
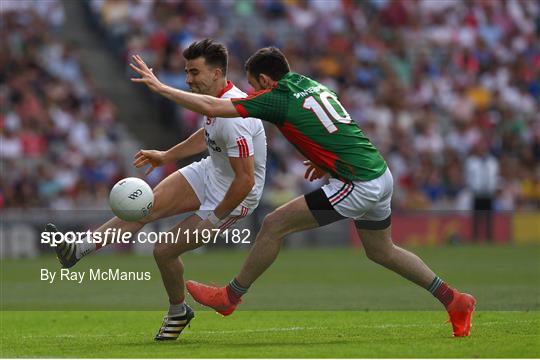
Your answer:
[302,91,352,133]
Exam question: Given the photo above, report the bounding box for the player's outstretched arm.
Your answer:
[130,54,239,118]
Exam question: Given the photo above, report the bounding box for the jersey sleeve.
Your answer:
[230,88,288,125]
[220,118,255,158]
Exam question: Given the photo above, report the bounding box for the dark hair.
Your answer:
[245,47,290,81]
[183,39,228,76]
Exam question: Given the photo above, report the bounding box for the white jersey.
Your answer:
[202,82,266,209]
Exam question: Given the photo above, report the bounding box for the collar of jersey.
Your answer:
[217,81,234,98]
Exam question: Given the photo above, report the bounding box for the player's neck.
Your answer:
[211,79,230,98]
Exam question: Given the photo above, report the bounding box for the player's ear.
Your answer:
[214,67,224,81]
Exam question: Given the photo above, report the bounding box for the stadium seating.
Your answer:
[3,0,539,213]
[87,0,539,212]
[1,0,130,210]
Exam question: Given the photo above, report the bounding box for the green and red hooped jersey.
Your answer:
[231,72,387,182]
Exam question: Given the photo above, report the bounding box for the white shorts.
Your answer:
[179,158,253,230]
[321,167,393,225]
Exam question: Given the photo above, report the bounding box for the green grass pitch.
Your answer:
[1,245,539,358]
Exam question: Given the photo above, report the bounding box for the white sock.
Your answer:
[168,302,186,316]
[76,235,97,259]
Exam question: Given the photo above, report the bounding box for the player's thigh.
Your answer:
[153,214,205,260]
[263,195,320,236]
[353,171,393,253]
[147,171,201,222]
[318,168,393,224]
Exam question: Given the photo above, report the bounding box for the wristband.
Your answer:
[207,211,221,225]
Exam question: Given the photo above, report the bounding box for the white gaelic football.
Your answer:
[109,177,154,222]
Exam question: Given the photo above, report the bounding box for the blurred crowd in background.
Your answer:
[2,0,539,212]
[1,0,130,210]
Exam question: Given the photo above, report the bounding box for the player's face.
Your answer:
[247,73,263,91]
[185,57,217,95]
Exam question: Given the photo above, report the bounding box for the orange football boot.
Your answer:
[447,292,476,337]
[186,280,240,316]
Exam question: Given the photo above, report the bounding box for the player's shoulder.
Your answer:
[216,115,264,139]
[215,83,247,122]
[220,83,264,123]
[278,72,310,88]
[281,72,332,95]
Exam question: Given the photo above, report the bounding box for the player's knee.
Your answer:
[364,245,394,265]
[261,211,285,237]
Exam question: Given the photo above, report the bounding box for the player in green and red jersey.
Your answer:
[234,71,388,183]
[130,47,476,337]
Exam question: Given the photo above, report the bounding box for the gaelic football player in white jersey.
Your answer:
[45,39,266,341]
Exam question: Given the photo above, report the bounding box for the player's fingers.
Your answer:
[134,156,145,165]
[134,158,148,168]
[140,150,157,160]
[310,170,319,181]
[131,62,151,78]
[133,157,147,166]
[304,166,312,179]
[132,56,144,70]
[134,151,146,160]
[134,55,150,71]
[133,54,143,65]
[129,63,145,75]
[303,160,310,166]
[133,156,147,166]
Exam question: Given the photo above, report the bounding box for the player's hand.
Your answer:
[130,54,164,93]
[303,160,327,182]
[133,149,167,175]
